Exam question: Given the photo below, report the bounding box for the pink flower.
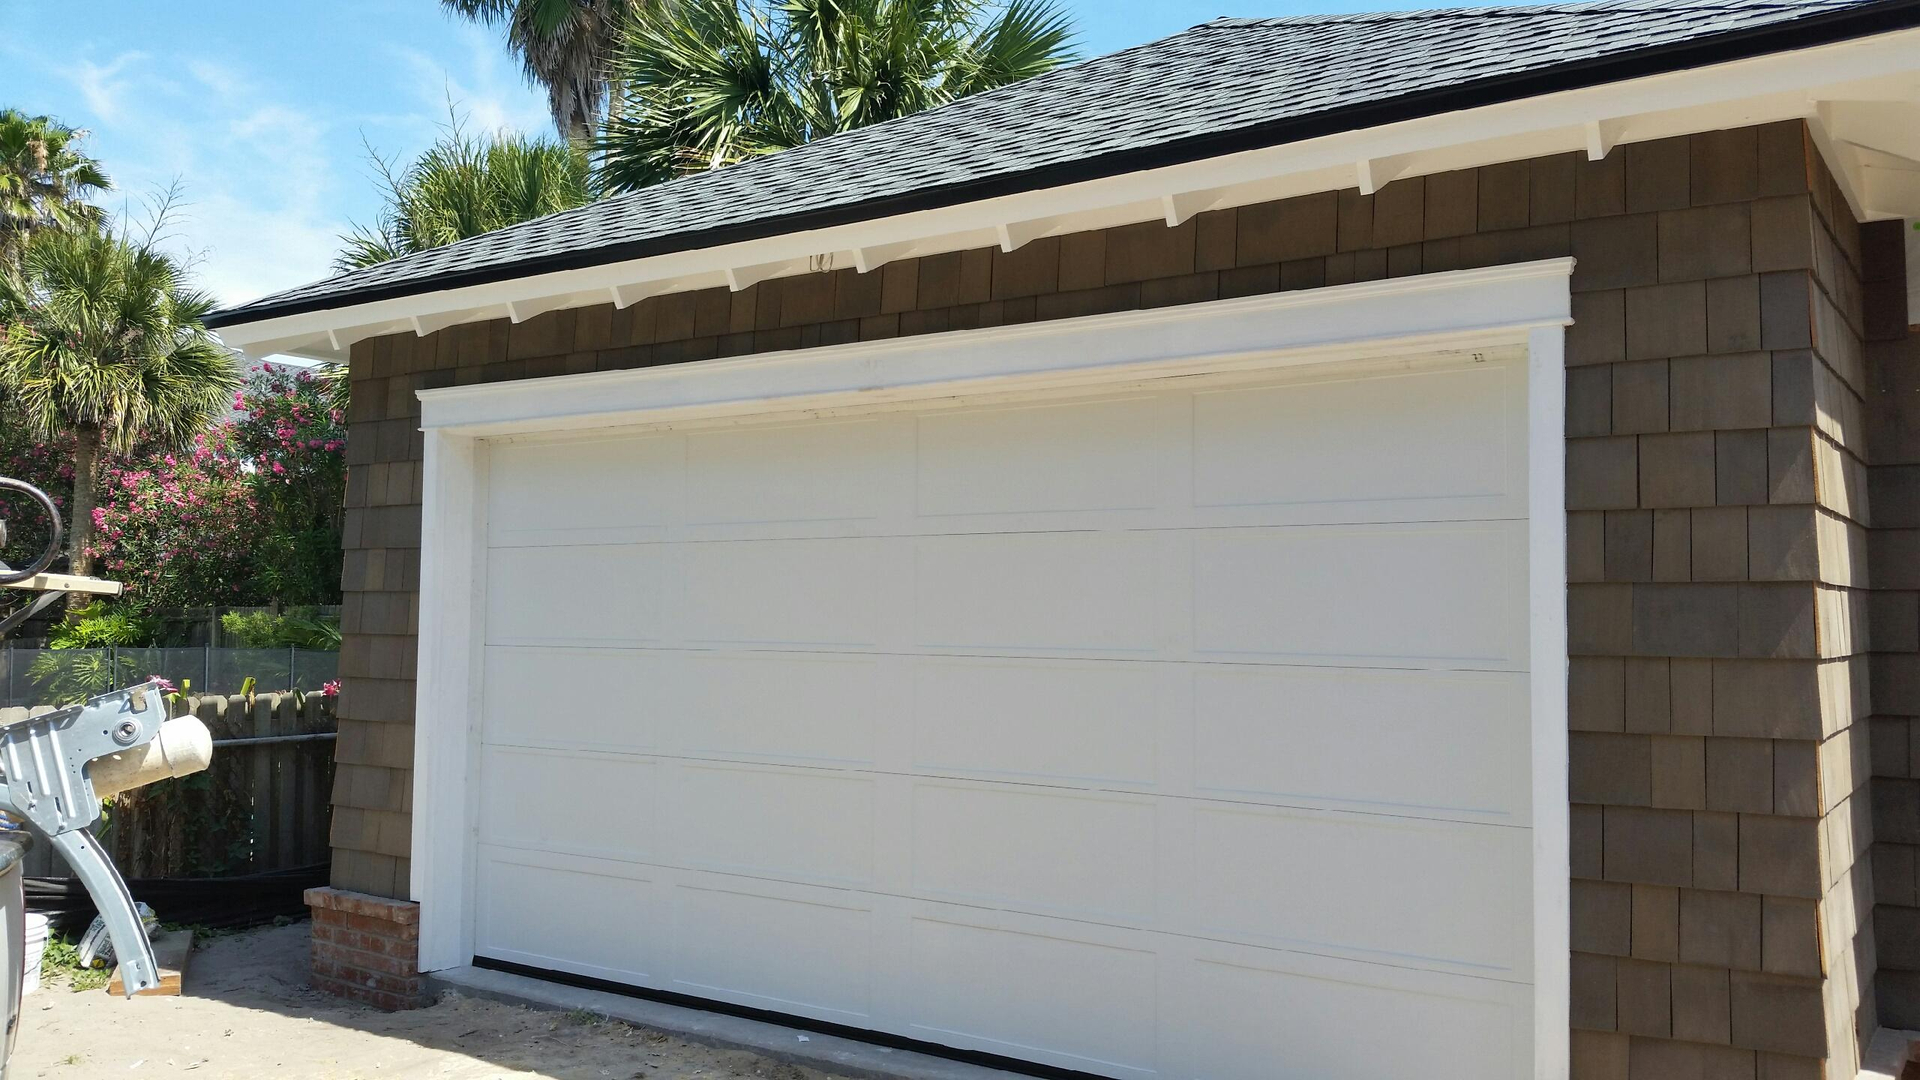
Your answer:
[320,680,340,698]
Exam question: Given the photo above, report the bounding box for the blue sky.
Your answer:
[0,0,1445,310]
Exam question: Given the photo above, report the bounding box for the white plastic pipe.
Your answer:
[87,717,214,800]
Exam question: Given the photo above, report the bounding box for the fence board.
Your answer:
[0,693,334,882]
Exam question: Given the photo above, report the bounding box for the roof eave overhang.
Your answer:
[212,18,1920,362]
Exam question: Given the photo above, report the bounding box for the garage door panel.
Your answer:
[1192,805,1530,975]
[909,658,1162,785]
[675,764,876,886]
[478,747,663,864]
[474,853,662,986]
[666,653,881,765]
[906,916,1160,1076]
[1191,363,1520,517]
[914,396,1168,517]
[1183,949,1528,1080]
[488,434,678,546]
[679,538,883,647]
[487,544,670,645]
[482,646,668,753]
[1191,522,1526,666]
[472,358,1536,1079]
[913,533,1162,652]
[683,418,889,526]
[1191,667,1530,823]
[911,783,1157,921]
[670,881,875,1022]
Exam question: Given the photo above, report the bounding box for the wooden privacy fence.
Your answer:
[0,692,336,879]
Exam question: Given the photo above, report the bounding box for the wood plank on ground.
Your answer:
[106,928,192,997]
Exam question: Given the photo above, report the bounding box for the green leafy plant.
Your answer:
[0,197,243,586]
[440,0,638,141]
[40,934,110,992]
[219,608,341,649]
[25,601,153,704]
[46,601,155,647]
[0,109,109,269]
[598,0,1077,190]
[337,119,593,270]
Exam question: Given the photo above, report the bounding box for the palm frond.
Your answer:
[441,0,635,140]
[0,109,111,268]
[335,122,594,269]
[599,0,1078,193]
[0,226,241,456]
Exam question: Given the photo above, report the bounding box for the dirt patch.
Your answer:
[12,923,862,1079]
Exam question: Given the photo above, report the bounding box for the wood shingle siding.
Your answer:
[329,120,1911,1073]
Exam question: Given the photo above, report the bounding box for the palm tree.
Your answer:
[440,0,637,143]
[0,224,240,581]
[597,0,1076,191]
[0,110,110,268]
[336,125,594,270]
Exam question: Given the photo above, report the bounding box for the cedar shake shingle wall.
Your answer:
[332,120,1882,1075]
[1864,216,1920,1026]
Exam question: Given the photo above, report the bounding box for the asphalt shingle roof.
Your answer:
[208,0,1920,328]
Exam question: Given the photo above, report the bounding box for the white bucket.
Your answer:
[22,912,48,995]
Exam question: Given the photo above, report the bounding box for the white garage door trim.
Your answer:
[411,257,1575,1079]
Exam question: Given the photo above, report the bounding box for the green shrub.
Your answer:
[219,608,340,649]
[47,602,157,648]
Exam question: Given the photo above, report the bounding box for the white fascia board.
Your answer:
[217,27,1920,363]
[419,259,1574,437]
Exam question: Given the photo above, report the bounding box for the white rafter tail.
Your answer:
[1817,98,1920,163]
[852,242,916,274]
[1859,159,1920,219]
[508,295,572,325]
[1357,154,1410,196]
[995,219,1050,253]
[608,281,666,310]
[725,258,804,293]
[1159,191,1214,227]
[1584,118,1624,161]
[322,323,393,356]
[410,311,468,338]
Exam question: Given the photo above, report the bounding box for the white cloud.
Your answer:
[70,52,148,125]
[186,59,246,100]
[11,12,551,314]
[42,48,350,308]
[384,24,556,143]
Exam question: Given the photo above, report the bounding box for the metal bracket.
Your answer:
[48,830,156,994]
[0,683,167,994]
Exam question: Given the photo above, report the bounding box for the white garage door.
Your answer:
[469,353,1536,1079]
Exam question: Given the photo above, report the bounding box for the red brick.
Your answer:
[307,890,418,926]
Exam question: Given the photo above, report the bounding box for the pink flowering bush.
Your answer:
[226,363,346,606]
[89,427,257,609]
[8,361,350,613]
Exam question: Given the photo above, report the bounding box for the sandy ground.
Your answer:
[11,923,859,1080]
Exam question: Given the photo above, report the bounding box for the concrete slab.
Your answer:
[428,965,1032,1080]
